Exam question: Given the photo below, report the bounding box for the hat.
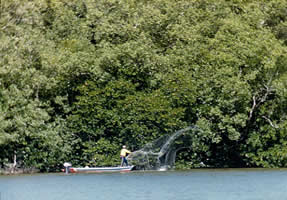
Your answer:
[123,145,126,148]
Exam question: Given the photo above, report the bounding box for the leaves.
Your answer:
[1,0,287,170]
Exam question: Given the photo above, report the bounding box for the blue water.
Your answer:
[1,169,287,200]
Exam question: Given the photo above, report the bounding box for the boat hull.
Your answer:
[69,166,135,173]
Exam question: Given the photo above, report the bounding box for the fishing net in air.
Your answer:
[128,126,201,170]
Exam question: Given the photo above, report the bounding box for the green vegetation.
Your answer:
[1,0,287,172]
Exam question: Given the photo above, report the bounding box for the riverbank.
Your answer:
[2,166,287,176]
[0,167,39,175]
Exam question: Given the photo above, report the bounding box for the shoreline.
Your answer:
[0,168,40,175]
[2,167,287,176]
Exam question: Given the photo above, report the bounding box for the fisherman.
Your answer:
[120,145,131,167]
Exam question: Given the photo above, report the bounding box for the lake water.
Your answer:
[1,169,287,200]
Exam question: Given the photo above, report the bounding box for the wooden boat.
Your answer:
[66,165,135,173]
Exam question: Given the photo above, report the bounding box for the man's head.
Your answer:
[123,145,126,149]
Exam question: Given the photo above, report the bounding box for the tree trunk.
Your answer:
[11,152,17,174]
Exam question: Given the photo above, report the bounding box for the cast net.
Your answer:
[128,126,201,170]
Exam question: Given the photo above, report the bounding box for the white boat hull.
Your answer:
[69,166,135,173]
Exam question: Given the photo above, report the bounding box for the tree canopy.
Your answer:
[1,0,287,171]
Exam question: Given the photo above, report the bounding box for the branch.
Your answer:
[259,84,274,104]
[249,84,275,121]
[248,95,257,120]
[262,116,279,129]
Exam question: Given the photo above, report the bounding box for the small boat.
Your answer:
[65,165,135,173]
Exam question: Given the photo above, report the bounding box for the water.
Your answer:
[1,169,287,200]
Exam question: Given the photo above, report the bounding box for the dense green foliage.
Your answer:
[1,0,287,171]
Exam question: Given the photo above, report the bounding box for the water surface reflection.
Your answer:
[1,169,287,200]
